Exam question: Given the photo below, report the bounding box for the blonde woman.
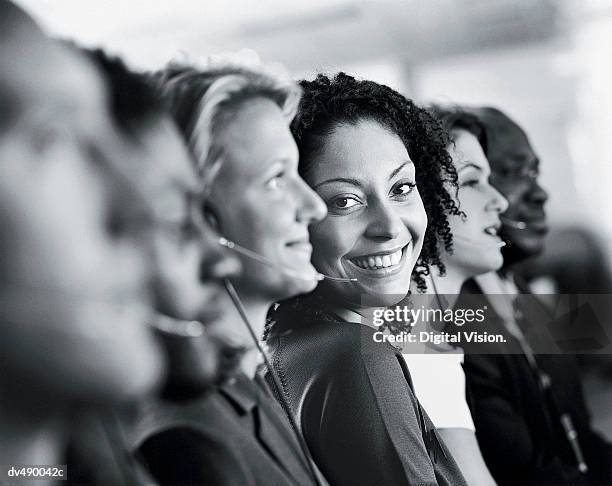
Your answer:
[131,58,327,486]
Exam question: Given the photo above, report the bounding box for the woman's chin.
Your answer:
[283,272,319,298]
[268,265,320,300]
[491,255,505,272]
[461,253,505,277]
[353,272,413,307]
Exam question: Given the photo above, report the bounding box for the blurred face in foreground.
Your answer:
[0,35,163,404]
[131,119,242,387]
[136,120,240,324]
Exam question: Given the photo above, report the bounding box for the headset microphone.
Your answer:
[218,237,357,283]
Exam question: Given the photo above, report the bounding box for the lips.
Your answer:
[453,221,505,249]
[484,224,500,237]
[348,242,411,273]
[285,240,313,256]
[523,218,548,232]
[502,217,548,233]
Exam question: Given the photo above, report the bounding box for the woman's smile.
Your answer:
[444,128,509,275]
[306,120,427,306]
[454,220,506,249]
[481,222,505,246]
[207,98,326,300]
[346,241,410,277]
[285,239,313,259]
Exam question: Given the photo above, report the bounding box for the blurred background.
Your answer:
[17,0,612,263]
[17,0,612,433]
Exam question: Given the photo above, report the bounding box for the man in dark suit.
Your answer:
[461,107,612,485]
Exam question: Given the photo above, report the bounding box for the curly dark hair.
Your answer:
[291,72,461,291]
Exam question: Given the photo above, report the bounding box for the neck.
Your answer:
[313,293,380,326]
[0,391,66,476]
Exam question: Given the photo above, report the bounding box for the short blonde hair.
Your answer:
[154,62,301,187]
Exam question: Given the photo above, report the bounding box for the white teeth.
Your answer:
[351,248,404,270]
[391,250,401,265]
[484,226,498,236]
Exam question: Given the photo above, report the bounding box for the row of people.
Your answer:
[1,1,610,485]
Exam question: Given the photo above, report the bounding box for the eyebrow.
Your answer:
[314,160,413,190]
[314,177,364,190]
[388,160,413,181]
[263,156,293,172]
[458,162,483,172]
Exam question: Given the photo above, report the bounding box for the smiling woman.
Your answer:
[266,72,468,486]
[205,96,326,301]
[400,106,508,486]
[433,108,509,280]
[306,119,426,308]
[130,59,327,486]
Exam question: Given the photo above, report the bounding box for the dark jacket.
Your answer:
[65,411,156,486]
[129,373,320,486]
[267,303,468,486]
[460,277,612,485]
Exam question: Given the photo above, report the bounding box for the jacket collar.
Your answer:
[218,373,258,415]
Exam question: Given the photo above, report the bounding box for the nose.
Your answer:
[527,181,548,206]
[295,178,327,224]
[199,225,242,282]
[487,184,509,214]
[365,200,404,240]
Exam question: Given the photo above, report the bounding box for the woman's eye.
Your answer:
[462,179,480,188]
[265,172,286,190]
[330,196,360,210]
[391,182,416,197]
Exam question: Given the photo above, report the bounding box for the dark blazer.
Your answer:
[267,303,468,486]
[129,373,320,486]
[65,411,156,486]
[460,278,612,485]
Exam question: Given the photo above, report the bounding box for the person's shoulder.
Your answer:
[138,425,253,486]
[273,317,397,367]
[140,426,212,451]
[128,389,234,450]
